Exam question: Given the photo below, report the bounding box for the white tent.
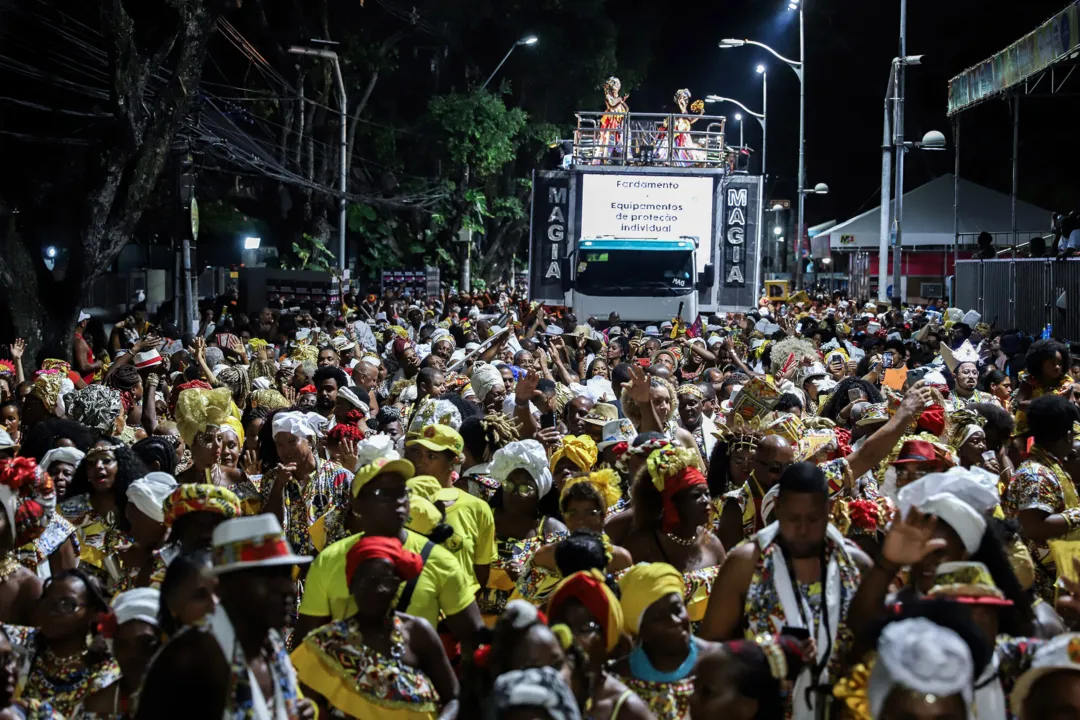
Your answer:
[826,174,1053,249]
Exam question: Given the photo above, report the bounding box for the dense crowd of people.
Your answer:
[0,287,1079,719]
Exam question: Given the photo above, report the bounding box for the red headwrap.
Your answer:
[660,466,707,533]
[392,337,410,355]
[298,384,316,395]
[547,569,621,652]
[916,404,945,436]
[345,536,424,586]
[328,423,365,445]
[610,441,629,459]
[170,380,213,413]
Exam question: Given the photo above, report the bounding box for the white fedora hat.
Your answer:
[209,514,312,576]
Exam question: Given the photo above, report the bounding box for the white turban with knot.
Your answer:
[112,587,161,627]
[470,363,505,403]
[126,472,179,523]
[39,447,85,475]
[431,328,456,349]
[272,411,326,439]
[491,439,553,498]
[867,617,973,718]
[354,435,401,468]
[408,398,462,433]
[898,466,1000,554]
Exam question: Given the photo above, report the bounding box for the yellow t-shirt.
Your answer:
[436,487,497,594]
[298,529,474,628]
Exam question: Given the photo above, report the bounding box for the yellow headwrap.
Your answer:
[290,343,318,364]
[30,371,64,413]
[551,435,598,473]
[560,469,622,511]
[250,388,289,411]
[175,387,237,446]
[617,562,685,635]
[221,416,245,447]
[407,475,443,503]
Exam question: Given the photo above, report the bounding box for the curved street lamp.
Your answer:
[482,35,539,90]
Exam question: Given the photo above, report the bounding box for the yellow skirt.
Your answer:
[291,643,438,720]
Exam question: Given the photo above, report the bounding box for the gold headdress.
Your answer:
[175,387,237,446]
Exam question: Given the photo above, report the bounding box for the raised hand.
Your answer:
[515,370,542,404]
[880,508,946,568]
[8,339,25,361]
[626,363,652,404]
[240,449,261,475]
[339,436,359,472]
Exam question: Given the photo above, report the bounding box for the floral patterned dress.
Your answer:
[259,458,353,557]
[621,676,693,720]
[290,617,441,720]
[4,624,120,718]
[17,514,80,580]
[58,495,133,597]
[1002,448,1078,602]
[477,520,567,625]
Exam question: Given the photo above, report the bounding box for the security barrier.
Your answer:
[955,259,1080,341]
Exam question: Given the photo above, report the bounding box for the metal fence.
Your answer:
[955,258,1080,341]
[573,111,729,168]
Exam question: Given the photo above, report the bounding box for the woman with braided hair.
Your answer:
[105,363,143,427]
[458,413,519,502]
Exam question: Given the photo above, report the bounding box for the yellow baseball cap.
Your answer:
[405,496,443,536]
[406,475,443,503]
[351,457,415,498]
[406,424,464,456]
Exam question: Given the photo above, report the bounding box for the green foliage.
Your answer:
[427,90,528,178]
[280,234,336,274]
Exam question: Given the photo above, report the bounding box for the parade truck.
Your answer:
[528,105,764,323]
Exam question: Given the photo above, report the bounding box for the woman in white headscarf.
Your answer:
[116,473,178,591]
[470,363,507,414]
[21,447,84,579]
[74,587,163,718]
[866,617,978,720]
[476,440,567,625]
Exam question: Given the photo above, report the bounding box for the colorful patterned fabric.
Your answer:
[478,523,567,623]
[162,484,242,529]
[259,458,352,557]
[1002,449,1078,602]
[717,481,758,541]
[290,617,440,719]
[58,494,133,596]
[5,624,120,717]
[17,513,79,578]
[464,473,500,503]
[995,634,1044,719]
[620,676,693,720]
[227,478,264,516]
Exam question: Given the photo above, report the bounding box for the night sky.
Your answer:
[619,0,1080,229]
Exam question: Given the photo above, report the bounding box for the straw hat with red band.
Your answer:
[547,569,624,653]
[133,350,163,369]
[209,514,311,576]
[646,446,706,533]
[925,561,1014,606]
[344,535,424,587]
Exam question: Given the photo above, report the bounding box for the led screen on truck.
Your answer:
[579,174,715,273]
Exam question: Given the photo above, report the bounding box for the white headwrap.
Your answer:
[126,472,179,523]
[868,617,974,718]
[431,328,456,349]
[408,399,463,433]
[111,587,161,627]
[78,311,91,323]
[470,363,506,402]
[491,439,553,498]
[251,377,273,391]
[898,467,1000,554]
[354,435,401,468]
[272,411,325,439]
[336,386,369,413]
[39,447,86,474]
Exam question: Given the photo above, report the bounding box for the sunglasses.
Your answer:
[502,481,537,497]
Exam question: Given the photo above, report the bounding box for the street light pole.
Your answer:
[796,4,806,290]
[704,96,765,175]
[736,114,744,149]
[892,0,906,302]
[759,66,768,179]
[482,35,538,90]
[879,66,893,303]
[289,45,347,272]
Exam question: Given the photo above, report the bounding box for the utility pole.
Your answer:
[177,152,197,336]
[892,0,906,303]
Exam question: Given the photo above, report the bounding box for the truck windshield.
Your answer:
[575,249,695,297]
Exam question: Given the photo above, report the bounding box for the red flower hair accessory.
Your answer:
[0,457,38,490]
[848,499,881,532]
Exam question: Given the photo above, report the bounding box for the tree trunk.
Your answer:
[0,0,225,365]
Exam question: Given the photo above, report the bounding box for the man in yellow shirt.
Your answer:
[405,425,497,593]
[293,456,484,651]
